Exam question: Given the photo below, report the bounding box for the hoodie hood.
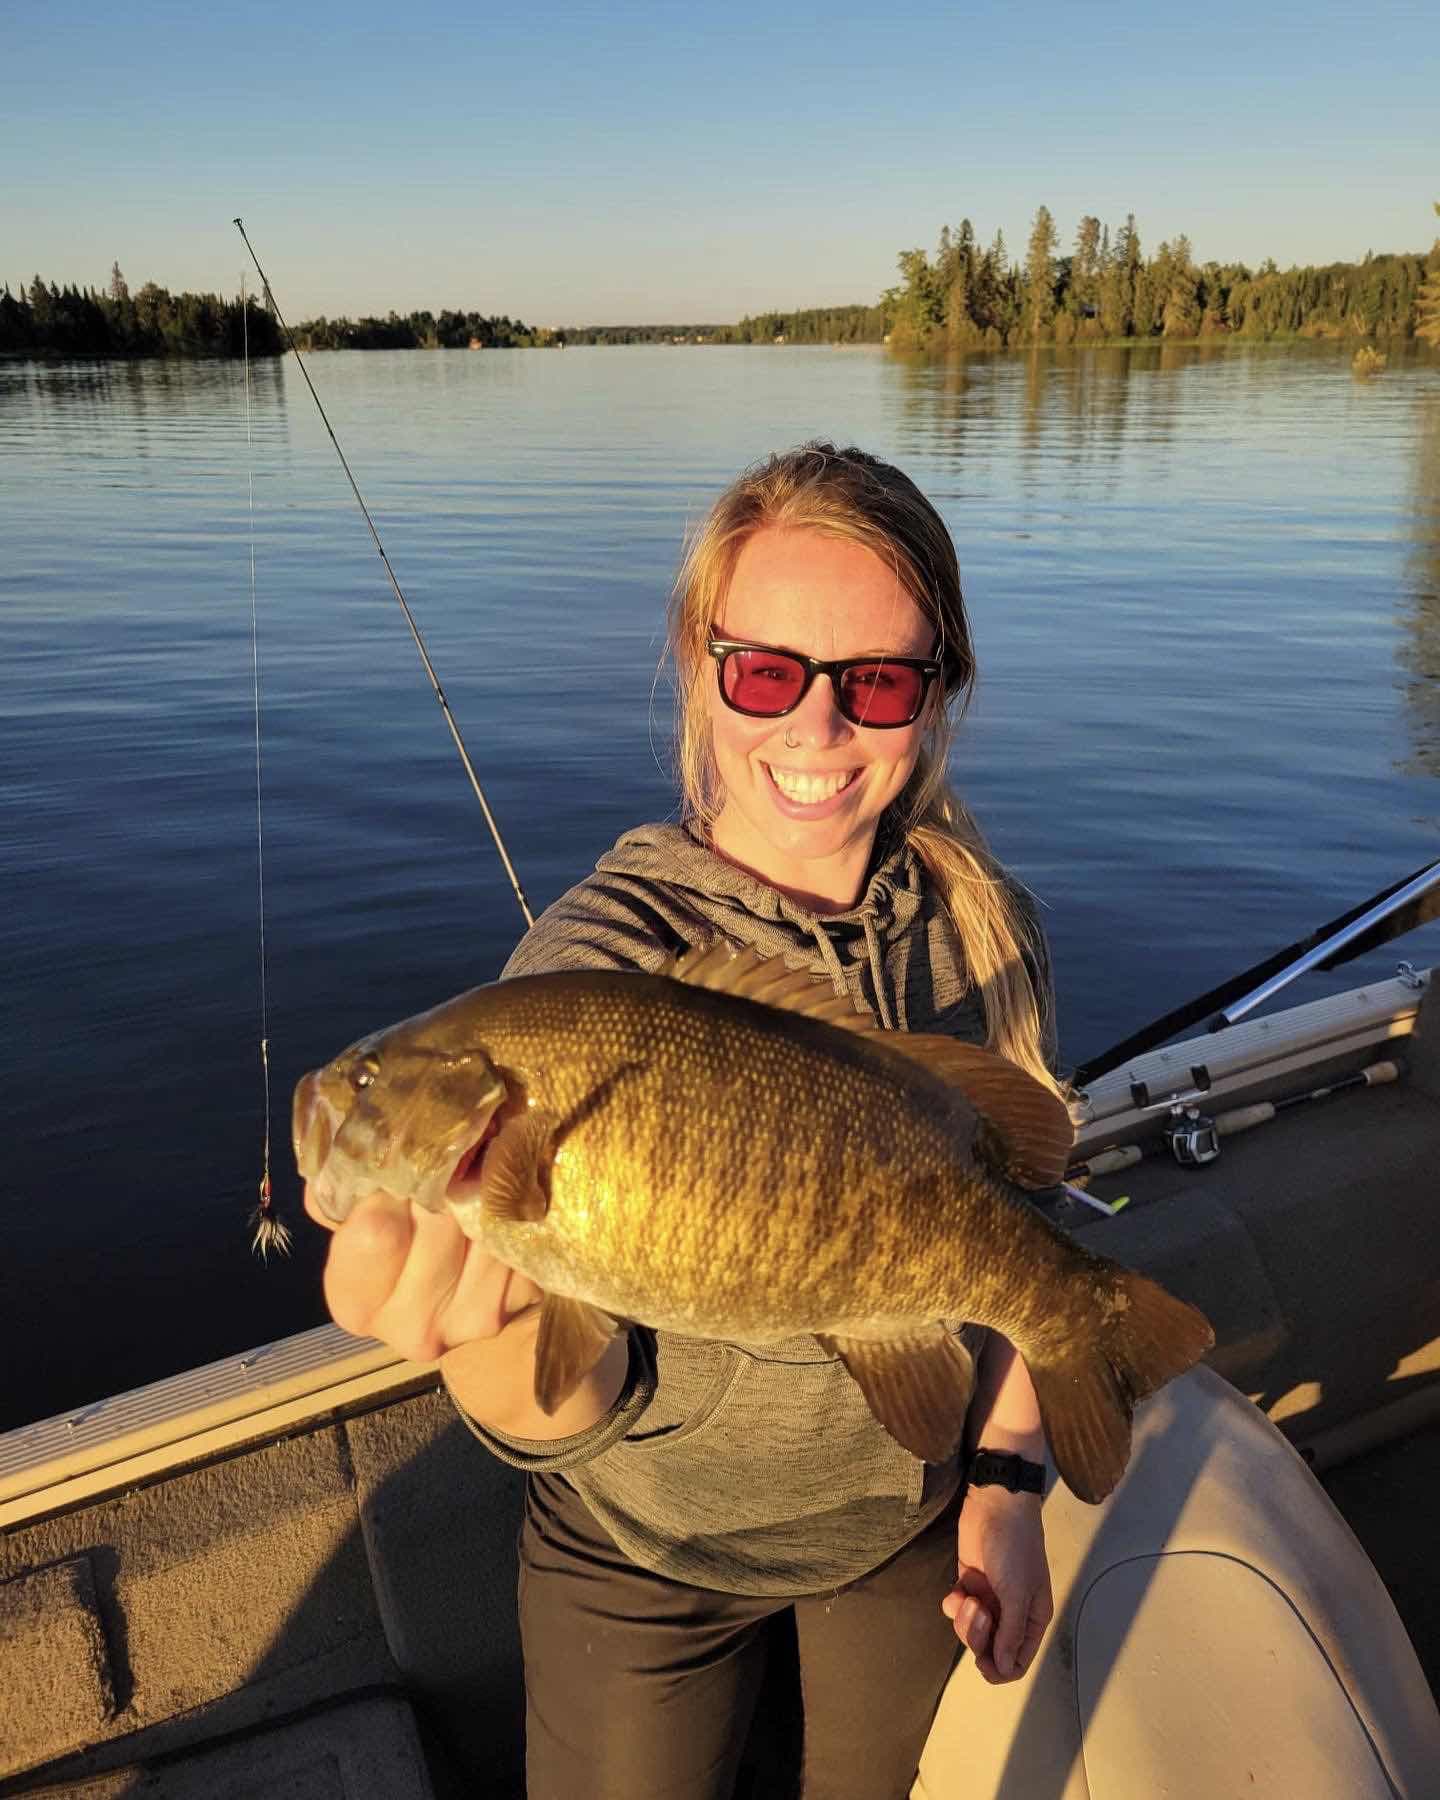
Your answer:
[593,821,929,1030]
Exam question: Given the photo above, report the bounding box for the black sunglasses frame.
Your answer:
[706,637,943,729]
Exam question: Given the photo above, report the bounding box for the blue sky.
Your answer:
[5,0,1436,324]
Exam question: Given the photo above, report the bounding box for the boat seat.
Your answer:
[913,1365,1440,1798]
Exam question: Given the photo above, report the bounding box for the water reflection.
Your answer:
[1400,385,1440,784]
[4,342,1439,1427]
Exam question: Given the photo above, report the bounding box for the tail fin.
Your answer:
[1029,1270,1214,1504]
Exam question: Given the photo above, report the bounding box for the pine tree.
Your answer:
[886,247,945,351]
[939,217,978,344]
[1097,223,1129,337]
[108,261,129,303]
[1023,205,1058,340]
[1160,235,1201,338]
[1069,216,1102,325]
[1415,203,1440,348]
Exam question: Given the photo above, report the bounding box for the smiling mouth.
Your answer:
[764,765,858,804]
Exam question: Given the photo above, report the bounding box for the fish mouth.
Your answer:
[292,1071,334,1182]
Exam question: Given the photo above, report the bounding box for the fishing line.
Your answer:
[243,277,291,1260]
[231,217,535,930]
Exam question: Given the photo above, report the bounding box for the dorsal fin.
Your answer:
[664,941,876,1035]
[876,1034,1073,1189]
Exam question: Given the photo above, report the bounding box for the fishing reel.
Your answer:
[1163,1103,1221,1167]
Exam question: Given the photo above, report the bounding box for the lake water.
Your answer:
[3,342,1438,1432]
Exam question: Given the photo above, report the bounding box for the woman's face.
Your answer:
[704,525,935,911]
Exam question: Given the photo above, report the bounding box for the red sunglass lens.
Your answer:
[839,663,923,725]
[723,650,806,715]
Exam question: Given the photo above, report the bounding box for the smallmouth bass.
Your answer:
[294,944,1213,1501]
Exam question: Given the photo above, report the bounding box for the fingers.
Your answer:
[368,1200,472,1362]
[942,1564,1053,1684]
[941,1585,994,1662]
[435,1228,541,1345]
[941,1563,996,1665]
[321,1190,422,1340]
[1014,1586,1055,1678]
[992,1586,1027,1679]
[322,1191,467,1362]
[317,1189,532,1364]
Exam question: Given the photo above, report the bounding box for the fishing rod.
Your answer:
[231,217,535,933]
[233,220,535,1255]
[1073,855,1440,1090]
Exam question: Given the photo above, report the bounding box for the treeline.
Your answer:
[717,304,888,345]
[291,309,539,350]
[0,266,284,358]
[542,312,884,344]
[11,216,1438,361]
[885,208,1440,351]
[549,323,723,344]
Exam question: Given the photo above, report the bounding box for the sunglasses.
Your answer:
[707,637,942,729]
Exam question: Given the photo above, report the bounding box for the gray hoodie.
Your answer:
[449,821,1055,1596]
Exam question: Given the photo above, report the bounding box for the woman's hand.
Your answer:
[942,1486,1053,1682]
[303,1185,541,1364]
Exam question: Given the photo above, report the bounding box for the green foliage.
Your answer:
[1023,205,1059,340]
[879,205,1438,351]
[0,268,283,358]
[1414,202,1440,349]
[12,207,1440,364]
[715,305,887,345]
[290,308,541,349]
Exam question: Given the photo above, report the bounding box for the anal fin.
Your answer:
[534,1293,622,1414]
[818,1326,976,1464]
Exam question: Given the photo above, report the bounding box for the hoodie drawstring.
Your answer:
[807,919,856,1011]
[861,912,899,1031]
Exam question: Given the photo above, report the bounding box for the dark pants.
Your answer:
[518,1472,962,1800]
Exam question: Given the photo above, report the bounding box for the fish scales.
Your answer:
[463,973,1030,1339]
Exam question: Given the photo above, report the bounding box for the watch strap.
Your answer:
[967,1448,1046,1495]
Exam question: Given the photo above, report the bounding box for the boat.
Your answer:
[3,960,1438,1796]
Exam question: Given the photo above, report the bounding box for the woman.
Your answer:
[307,443,1061,1799]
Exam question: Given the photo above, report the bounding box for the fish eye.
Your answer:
[350,1053,382,1091]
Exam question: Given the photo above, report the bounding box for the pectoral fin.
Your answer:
[481,1109,554,1223]
[534,1293,622,1415]
[818,1326,976,1464]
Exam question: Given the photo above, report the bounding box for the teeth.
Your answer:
[768,767,855,804]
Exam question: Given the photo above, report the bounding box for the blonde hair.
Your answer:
[668,441,1061,1095]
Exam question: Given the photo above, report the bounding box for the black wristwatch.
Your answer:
[967,1448,1046,1495]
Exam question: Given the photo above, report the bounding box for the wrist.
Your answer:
[968,1419,1046,1461]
